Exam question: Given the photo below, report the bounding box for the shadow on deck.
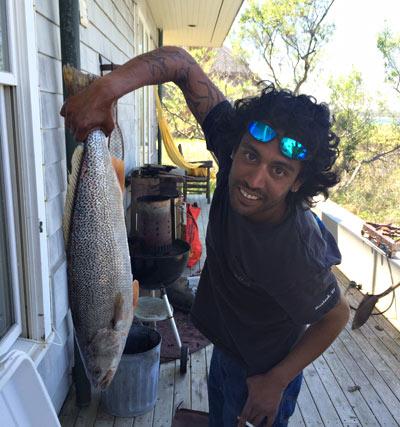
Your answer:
[59,195,400,426]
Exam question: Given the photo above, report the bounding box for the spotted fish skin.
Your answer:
[64,130,133,389]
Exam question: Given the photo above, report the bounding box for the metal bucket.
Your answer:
[101,325,161,417]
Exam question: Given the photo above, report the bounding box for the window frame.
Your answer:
[0,0,51,355]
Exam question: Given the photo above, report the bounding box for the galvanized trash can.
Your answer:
[101,324,161,417]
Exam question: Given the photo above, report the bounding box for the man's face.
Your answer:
[228,131,303,223]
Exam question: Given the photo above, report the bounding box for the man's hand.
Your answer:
[60,78,116,142]
[237,293,350,427]
[238,371,286,427]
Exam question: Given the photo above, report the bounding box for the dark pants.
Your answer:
[208,347,302,427]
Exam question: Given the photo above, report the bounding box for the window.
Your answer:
[0,0,50,354]
[0,3,13,340]
[135,11,157,166]
[0,85,22,351]
[0,0,21,353]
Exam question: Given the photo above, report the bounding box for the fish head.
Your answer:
[85,327,124,389]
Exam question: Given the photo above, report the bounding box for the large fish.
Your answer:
[63,129,138,389]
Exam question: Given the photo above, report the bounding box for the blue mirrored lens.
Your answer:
[281,137,308,160]
[248,121,277,142]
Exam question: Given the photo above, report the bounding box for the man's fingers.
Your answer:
[253,415,268,427]
[265,411,276,427]
[74,128,90,143]
[103,115,116,137]
[238,398,252,426]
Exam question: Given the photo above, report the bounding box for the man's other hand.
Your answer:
[238,371,286,427]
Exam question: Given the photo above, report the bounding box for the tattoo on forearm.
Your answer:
[140,47,224,123]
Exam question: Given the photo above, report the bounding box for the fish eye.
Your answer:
[94,367,101,375]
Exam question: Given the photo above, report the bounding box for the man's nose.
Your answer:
[246,165,267,190]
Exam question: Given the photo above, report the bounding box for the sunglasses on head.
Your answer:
[248,121,308,160]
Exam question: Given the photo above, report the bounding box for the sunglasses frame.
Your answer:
[248,121,308,161]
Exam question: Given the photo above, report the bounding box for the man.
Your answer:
[61,46,350,427]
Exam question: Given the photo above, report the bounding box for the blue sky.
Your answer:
[229,0,400,111]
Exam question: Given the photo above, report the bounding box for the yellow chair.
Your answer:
[155,92,213,203]
[177,144,213,203]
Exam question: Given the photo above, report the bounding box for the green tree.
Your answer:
[162,47,259,140]
[328,70,375,188]
[328,70,400,223]
[329,70,400,189]
[331,124,400,224]
[377,25,400,95]
[235,0,335,94]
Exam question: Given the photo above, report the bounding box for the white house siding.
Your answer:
[32,0,159,413]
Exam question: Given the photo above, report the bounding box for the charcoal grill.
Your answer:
[130,190,190,373]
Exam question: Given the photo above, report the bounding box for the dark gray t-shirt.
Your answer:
[190,101,341,376]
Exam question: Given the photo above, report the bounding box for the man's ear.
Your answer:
[291,179,302,193]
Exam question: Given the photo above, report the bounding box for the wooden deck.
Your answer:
[59,195,400,426]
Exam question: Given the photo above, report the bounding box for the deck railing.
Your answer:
[315,200,400,330]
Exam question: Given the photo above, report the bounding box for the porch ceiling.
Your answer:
[146,0,244,47]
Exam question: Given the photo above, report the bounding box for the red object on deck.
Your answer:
[185,203,202,267]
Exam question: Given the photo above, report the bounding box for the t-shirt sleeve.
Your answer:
[271,268,340,325]
[201,100,235,165]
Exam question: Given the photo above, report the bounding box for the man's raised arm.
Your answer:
[60,46,225,142]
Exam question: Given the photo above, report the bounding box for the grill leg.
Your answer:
[160,288,182,348]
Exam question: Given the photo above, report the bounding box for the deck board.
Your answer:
[133,409,153,427]
[190,348,209,413]
[311,356,359,426]
[303,362,343,426]
[331,335,397,425]
[172,359,191,413]
[74,390,101,427]
[93,397,115,427]
[297,378,325,426]
[152,361,175,427]
[59,195,400,426]
[322,346,380,426]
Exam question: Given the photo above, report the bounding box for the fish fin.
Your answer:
[111,156,125,192]
[112,292,125,331]
[108,124,124,160]
[63,145,84,247]
[132,280,139,308]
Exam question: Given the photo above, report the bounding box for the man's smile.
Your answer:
[238,185,263,202]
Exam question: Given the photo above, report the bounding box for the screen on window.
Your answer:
[0,1,10,72]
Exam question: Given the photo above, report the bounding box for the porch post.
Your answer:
[157,28,163,165]
[59,0,92,407]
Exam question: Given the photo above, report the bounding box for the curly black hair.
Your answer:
[224,83,340,208]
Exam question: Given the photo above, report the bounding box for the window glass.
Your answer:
[0,1,10,72]
[0,124,14,339]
